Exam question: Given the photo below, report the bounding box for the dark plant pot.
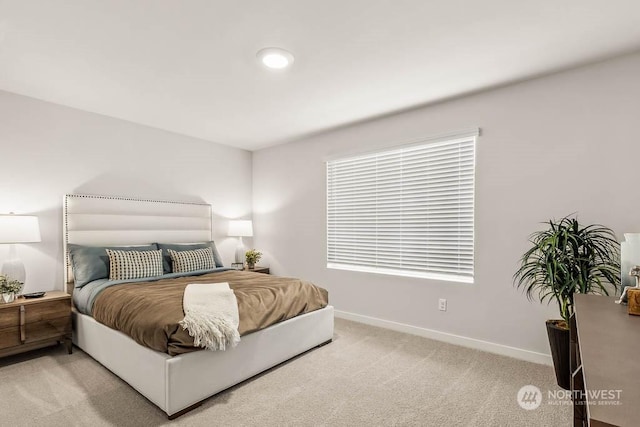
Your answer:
[546,320,570,390]
[247,263,255,270]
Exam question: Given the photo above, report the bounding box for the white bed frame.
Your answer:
[64,194,334,418]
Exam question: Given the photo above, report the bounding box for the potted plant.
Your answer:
[245,249,262,270]
[0,274,24,303]
[514,215,620,390]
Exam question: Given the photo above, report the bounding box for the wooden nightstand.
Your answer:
[0,291,72,358]
[244,266,270,274]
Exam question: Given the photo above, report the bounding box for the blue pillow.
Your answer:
[68,244,159,288]
[155,241,224,273]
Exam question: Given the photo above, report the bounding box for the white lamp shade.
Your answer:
[228,220,253,237]
[0,215,41,243]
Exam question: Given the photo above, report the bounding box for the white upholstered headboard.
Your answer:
[63,194,213,286]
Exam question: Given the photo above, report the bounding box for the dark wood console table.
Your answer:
[571,294,640,426]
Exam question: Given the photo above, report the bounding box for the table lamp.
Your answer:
[228,220,253,264]
[0,213,41,285]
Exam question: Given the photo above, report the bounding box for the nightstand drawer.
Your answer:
[0,317,71,347]
[0,309,19,329]
[24,317,71,344]
[0,299,70,328]
[25,299,70,323]
[0,316,71,349]
[0,326,21,348]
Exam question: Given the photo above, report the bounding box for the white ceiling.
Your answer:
[1,1,640,151]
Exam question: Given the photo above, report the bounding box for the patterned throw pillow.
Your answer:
[105,249,164,281]
[168,247,215,273]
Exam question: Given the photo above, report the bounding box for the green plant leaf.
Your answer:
[513,214,621,323]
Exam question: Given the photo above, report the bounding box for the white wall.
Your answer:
[0,91,253,292]
[253,52,640,360]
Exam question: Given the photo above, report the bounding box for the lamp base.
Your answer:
[235,237,246,265]
[2,244,26,295]
[1,258,26,284]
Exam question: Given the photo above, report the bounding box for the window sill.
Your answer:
[326,263,473,284]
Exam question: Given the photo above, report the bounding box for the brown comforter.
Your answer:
[92,270,328,356]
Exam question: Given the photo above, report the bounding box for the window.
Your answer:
[326,130,477,283]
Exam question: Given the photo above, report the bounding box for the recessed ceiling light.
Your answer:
[257,47,295,70]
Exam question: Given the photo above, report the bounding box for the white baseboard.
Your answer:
[334,310,552,366]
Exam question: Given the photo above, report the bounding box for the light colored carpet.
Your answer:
[0,319,570,426]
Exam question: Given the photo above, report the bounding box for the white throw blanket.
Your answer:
[179,282,240,351]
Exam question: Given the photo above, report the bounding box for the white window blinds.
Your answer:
[326,132,476,283]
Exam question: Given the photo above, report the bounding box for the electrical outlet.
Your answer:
[438,298,447,311]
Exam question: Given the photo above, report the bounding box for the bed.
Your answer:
[63,194,334,418]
